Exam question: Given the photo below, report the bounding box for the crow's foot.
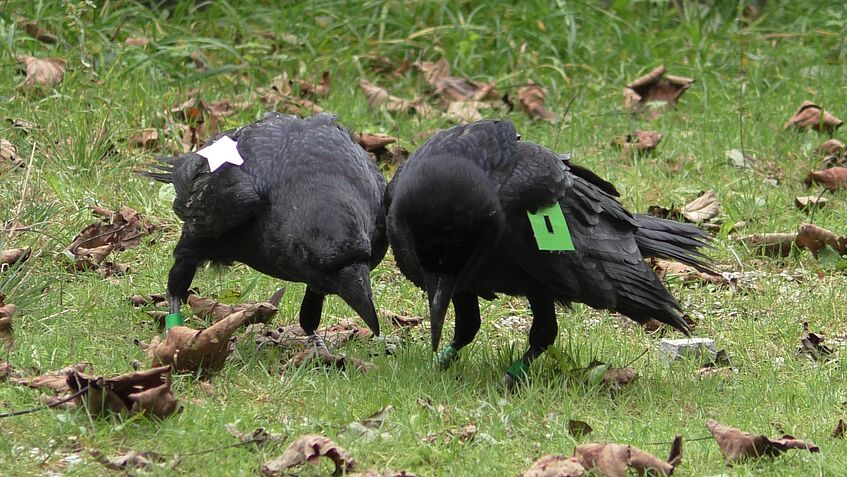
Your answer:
[503,360,529,391]
[435,345,459,370]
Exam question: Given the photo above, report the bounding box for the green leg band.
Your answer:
[165,312,184,330]
[506,360,530,380]
[435,345,459,369]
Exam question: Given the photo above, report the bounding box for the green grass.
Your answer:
[1,0,846,475]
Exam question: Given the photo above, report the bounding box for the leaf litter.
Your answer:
[1,138,24,169]
[262,434,355,476]
[706,419,819,464]
[613,131,662,154]
[797,322,834,362]
[67,365,179,418]
[0,302,15,352]
[16,55,66,88]
[784,101,843,133]
[624,65,694,119]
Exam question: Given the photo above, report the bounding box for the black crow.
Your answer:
[143,113,387,343]
[385,120,711,386]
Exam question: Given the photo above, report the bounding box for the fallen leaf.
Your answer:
[129,128,159,150]
[67,365,178,418]
[457,423,477,443]
[225,424,286,448]
[613,130,662,154]
[1,139,24,169]
[682,190,720,222]
[832,419,846,438]
[10,363,92,392]
[518,82,556,122]
[284,346,375,373]
[358,80,438,117]
[725,149,756,169]
[124,36,150,47]
[355,132,396,152]
[295,71,330,98]
[367,54,410,77]
[522,455,586,477]
[349,471,417,477]
[651,259,729,286]
[624,65,694,119]
[414,58,498,104]
[90,449,176,472]
[784,101,843,133]
[817,139,846,157]
[16,55,66,88]
[447,100,484,123]
[794,195,828,212]
[567,419,593,438]
[582,361,638,392]
[797,322,833,362]
[6,118,37,132]
[262,434,355,476]
[186,294,279,324]
[0,303,14,351]
[147,308,257,372]
[69,206,156,254]
[341,405,394,442]
[573,434,682,476]
[736,233,797,258]
[706,419,819,464]
[17,19,58,44]
[795,223,846,257]
[259,74,324,116]
[804,167,847,191]
[383,310,424,328]
[1,361,12,381]
[1,247,30,271]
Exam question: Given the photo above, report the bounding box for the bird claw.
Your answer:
[434,345,459,370]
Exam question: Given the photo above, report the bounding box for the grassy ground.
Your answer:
[1,0,846,475]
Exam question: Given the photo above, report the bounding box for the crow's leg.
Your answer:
[166,249,199,316]
[299,287,328,350]
[436,293,480,369]
[504,293,557,389]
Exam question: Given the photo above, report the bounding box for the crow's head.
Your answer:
[389,155,503,350]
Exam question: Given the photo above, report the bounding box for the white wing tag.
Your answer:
[196,136,244,172]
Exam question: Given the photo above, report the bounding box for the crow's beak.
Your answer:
[333,263,380,336]
[424,272,457,352]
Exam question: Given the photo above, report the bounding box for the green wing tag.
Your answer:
[527,203,575,251]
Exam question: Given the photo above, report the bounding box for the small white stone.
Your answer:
[659,337,717,362]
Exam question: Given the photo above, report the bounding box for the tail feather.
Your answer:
[634,214,714,273]
[137,155,178,184]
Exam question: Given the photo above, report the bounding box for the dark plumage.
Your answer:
[144,113,388,339]
[385,120,711,385]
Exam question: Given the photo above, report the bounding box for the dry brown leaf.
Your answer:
[262,434,355,476]
[706,419,819,464]
[90,449,176,472]
[573,434,681,477]
[832,419,846,438]
[69,206,156,254]
[804,167,847,191]
[349,471,417,477]
[10,363,92,393]
[225,424,286,448]
[613,130,662,154]
[296,71,330,98]
[125,36,150,47]
[1,361,13,381]
[284,346,375,373]
[784,101,843,133]
[736,233,797,258]
[682,190,720,222]
[603,366,637,391]
[129,128,159,150]
[146,308,256,372]
[795,223,846,257]
[794,195,828,212]
[1,247,30,270]
[67,365,178,418]
[1,138,24,169]
[0,303,14,352]
[39,393,77,410]
[518,82,556,123]
[359,80,389,109]
[354,132,397,152]
[817,139,846,156]
[624,66,693,119]
[186,293,279,324]
[17,19,58,44]
[358,80,437,117]
[446,101,484,123]
[567,419,593,438]
[798,322,833,362]
[414,59,497,103]
[16,55,66,88]
[522,455,585,477]
[384,310,424,328]
[651,259,728,286]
